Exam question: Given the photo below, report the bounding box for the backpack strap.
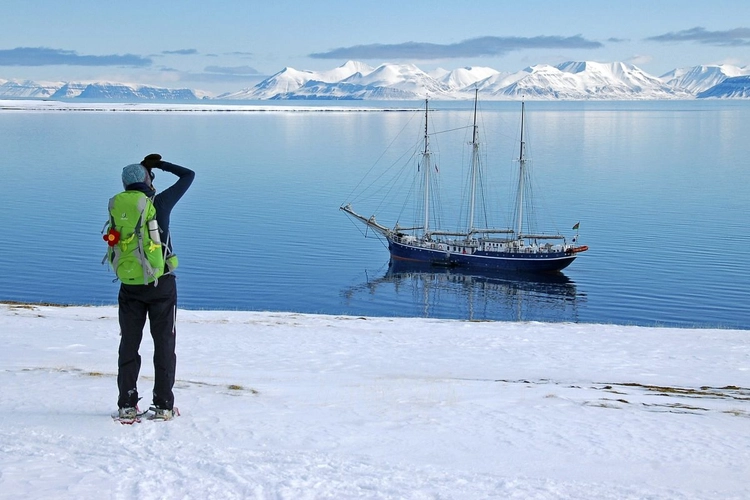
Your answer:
[101,196,118,267]
[149,194,177,278]
[134,195,161,286]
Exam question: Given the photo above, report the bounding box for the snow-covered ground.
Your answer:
[0,99,408,113]
[1,303,748,499]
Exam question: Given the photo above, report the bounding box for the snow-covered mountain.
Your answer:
[222,61,451,100]
[73,83,198,100]
[477,64,581,98]
[271,80,419,100]
[222,67,317,100]
[319,60,375,83]
[557,61,680,98]
[50,82,91,98]
[344,63,452,96]
[697,75,750,98]
[0,79,62,98]
[660,64,749,94]
[3,61,750,101]
[0,79,200,101]
[220,60,698,101]
[220,61,374,99]
[433,66,501,90]
[470,61,682,99]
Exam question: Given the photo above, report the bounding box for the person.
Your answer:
[116,154,195,421]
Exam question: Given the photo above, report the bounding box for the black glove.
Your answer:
[140,153,162,171]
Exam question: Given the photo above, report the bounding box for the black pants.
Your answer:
[117,274,177,410]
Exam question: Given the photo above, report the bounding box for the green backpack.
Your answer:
[102,191,166,285]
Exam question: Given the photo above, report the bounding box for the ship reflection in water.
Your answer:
[342,260,585,323]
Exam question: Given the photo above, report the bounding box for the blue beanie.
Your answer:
[122,163,148,188]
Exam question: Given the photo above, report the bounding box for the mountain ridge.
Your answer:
[3,61,749,101]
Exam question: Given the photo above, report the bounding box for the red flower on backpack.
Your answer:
[104,228,121,247]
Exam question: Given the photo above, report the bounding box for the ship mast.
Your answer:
[422,98,431,236]
[467,89,479,237]
[515,101,527,238]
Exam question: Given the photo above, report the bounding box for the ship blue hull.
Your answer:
[388,239,576,273]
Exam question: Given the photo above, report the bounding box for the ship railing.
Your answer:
[469,228,515,235]
[520,234,566,240]
[428,230,473,237]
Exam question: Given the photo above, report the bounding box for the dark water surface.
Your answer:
[1,100,748,329]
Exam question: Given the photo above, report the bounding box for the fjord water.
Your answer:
[0,100,748,329]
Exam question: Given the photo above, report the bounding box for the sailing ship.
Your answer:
[341,92,588,273]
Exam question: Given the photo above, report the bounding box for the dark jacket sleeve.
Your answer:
[155,161,195,212]
[153,161,195,252]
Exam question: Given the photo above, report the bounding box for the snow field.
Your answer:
[1,304,748,499]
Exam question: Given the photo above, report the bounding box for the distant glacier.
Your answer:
[0,80,201,101]
[2,60,749,101]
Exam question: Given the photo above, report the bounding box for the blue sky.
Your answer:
[2,0,750,94]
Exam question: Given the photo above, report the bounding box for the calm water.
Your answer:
[0,100,748,329]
